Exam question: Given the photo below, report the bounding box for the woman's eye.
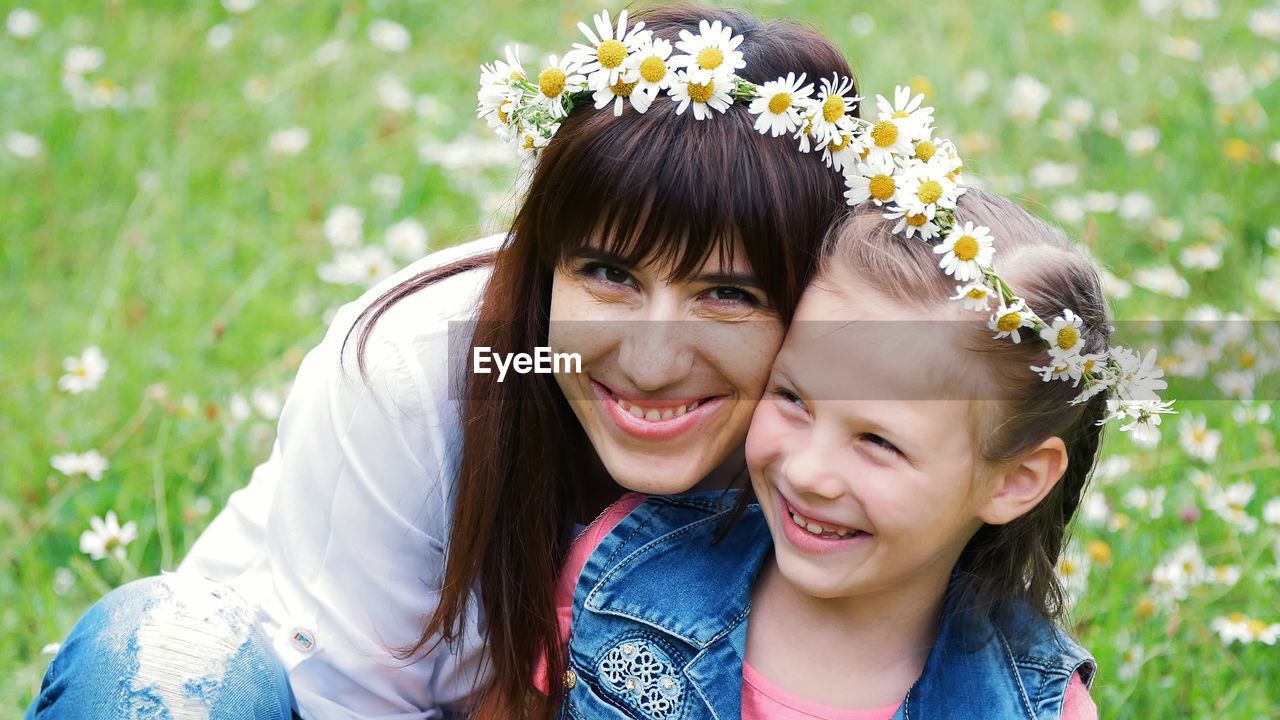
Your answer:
[581,262,636,287]
[861,433,903,457]
[704,286,763,306]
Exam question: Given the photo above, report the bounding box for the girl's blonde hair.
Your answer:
[822,188,1111,622]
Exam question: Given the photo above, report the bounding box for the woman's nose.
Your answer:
[616,294,696,392]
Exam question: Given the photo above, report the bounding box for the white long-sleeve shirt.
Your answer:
[179,235,505,719]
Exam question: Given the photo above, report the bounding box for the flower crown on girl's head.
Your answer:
[477,10,1176,436]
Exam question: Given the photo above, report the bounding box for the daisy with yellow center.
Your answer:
[885,205,942,241]
[1041,309,1085,361]
[895,161,960,220]
[989,298,1035,343]
[593,75,641,117]
[625,35,675,113]
[876,84,934,133]
[530,54,586,119]
[842,157,898,206]
[672,18,746,80]
[668,67,732,120]
[951,282,996,312]
[805,74,860,147]
[568,9,652,93]
[747,72,813,137]
[934,221,995,282]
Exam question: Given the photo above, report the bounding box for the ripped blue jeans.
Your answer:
[26,573,296,719]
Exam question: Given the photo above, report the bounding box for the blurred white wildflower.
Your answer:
[957,69,989,105]
[377,75,413,114]
[250,387,282,419]
[1123,486,1167,519]
[1084,191,1117,213]
[318,246,396,287]
[52,567,74,596]
[1180,0,1219,20]
[1251,8,1280,39]
[1151,216,1183,242]
[1124,126,1160,155]
[1254,52,1280,88]
[385,218,429,260]
[221,0,256,13]
[1160,36,1202,62]
[63,46,105,76]
[1099,108,1122,136]
[314,39,346,66]
[1206,65,1251,106]
[1214,370,1256,401]
[6,8,39,38]
[1206,482,1259,533]
[194,496,214,516]
[1140,0,1176,19]
[1178,243,1222,270]
[1206,565,1242,586]
[1099,268,1132,299]
[1097,455,1133,481]
[1263,497,1280,526]
[323,205,364,248]
[51,450,109,481]
[1043,119,1075,143]
[371,173,404,206]
[268,127,310,156]
[1151,541,1206,602]
[1118,192,1155,224]
[1211,614,1279,645]
[1116,641,1145,682]
[1079,491,1112,527]
[1062,96,1093,127]
[1232,402,1273,426]
[5,130,42,159]
[1055,548,1089,611]
[228,393,252,422]
[79,511,137,561]
[59,346,108,393]
[207,23,233,50]
[1133,266,1191,298]
[1257,278,1280,312]
[368,19,410,52]
[1028,161,1077,188]
[848,13,875,37]
[1051,196,1085,225]
[1006,74,1051,123]
[1177,414,1222,462]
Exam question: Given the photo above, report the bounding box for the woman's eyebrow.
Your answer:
[565,246,630,265]
[696,269,762,287]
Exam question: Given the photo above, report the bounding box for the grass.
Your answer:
[3,0,1277,716]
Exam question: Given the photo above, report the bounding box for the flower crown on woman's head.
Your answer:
[477,10,1176,435]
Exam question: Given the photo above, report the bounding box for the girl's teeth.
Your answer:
[662,409,674,419]
[675,405,686,416]
[629,405,644,418]
[790,510,855,538]
[645,409,661,421]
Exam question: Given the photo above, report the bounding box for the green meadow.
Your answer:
[3,0,1277,715]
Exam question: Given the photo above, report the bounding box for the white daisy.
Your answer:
[1205,482,1259,534]
[6,8,40,38]
[885,206,942,241]
[805,74,859,148]
[671,18,745,80]
[516,125,555,161]
[952,282,996,312]
[989,297,1036,343]
[59,346,109,394]
[323,205,364,249]
[842,156,898,206]
[820,130,867,172]
[625,35,675,113]
[50,450,109,481]
[385,218,429,260]
[567,9,651,93]
[895,161,961,220]
[532,54,586,119]
[592,74,643,117]
[748,73,813,138]
[935,222,996,282]
[1041,309,1086,362]
[874,85,933,144]
[1109,346,1168,402]
[268,127,310,156]
[79,511,137,561]
[668,68,732,120]
[367,19,410,53]
[477,46,526,124]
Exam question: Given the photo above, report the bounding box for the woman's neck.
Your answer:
[745,554,947,710]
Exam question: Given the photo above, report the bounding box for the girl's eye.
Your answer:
[773,387,806,410]
[704,286,763,306]
[580,262,636,287]
[861,433,903,458]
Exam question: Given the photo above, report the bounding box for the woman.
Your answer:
[26,5,855,718]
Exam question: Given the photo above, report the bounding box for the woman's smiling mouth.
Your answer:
[591,379,725,441]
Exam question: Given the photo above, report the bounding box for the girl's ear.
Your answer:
[979,436,1069,526]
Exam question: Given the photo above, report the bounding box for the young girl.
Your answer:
[548,92,1172,718]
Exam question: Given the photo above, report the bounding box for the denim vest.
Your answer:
[560,492,1095,720]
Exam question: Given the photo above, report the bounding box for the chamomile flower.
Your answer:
[477,46,526,123]
[1041,309,1086,362]
[1178,414,1222,462]
[51,450,109,481]
[819,130,865,172]
[79,511,137,561]
[896,161,960,220]
[516,125,555,161]
[935,222,995,282]
[952,282,997,312]
[842,157,898,206]
[592,74,642,117]
[1205,481,1258,533]
[532,54,585,119]
[806,74,859,147]
[885,206,942,241]
[59,346,109,394]
[668,67,732,120]
[625,35,675,113]
[568,9,651,93]
[748,72,813,138]
[989,297,1036,343]
[672,19,745,80]
[875,85,933,140]
[1109,346,1168,403]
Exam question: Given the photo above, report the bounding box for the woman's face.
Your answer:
[548,243,784,494]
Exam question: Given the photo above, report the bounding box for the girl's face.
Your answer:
[746,271,999,608]
[548,243,783,494]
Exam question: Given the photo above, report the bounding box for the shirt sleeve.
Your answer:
[532,493,648,694]
[1061,671,1097,720]
[180,237,502,718]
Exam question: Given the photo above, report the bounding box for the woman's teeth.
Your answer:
[790,510,860,538]
[616,396,702,421]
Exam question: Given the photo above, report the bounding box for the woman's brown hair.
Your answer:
[822,188,1111,627]
[346,5,855,717]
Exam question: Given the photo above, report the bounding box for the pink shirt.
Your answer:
[543,494,1097,720]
